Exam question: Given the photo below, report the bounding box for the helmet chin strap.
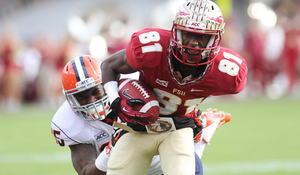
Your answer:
[89,105,105,120]
[78,102,106,120]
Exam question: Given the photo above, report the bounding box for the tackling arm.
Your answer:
[101,49,137,85]
[69,144,106,175]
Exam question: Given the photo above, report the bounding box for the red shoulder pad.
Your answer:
[126,28,171,70]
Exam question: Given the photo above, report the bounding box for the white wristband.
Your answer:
[104,81,120,104]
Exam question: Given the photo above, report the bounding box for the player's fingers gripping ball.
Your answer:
[115,78,160,125]
[110,97,149,125]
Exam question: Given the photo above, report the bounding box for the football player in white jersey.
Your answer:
[51,55,113,175]
[51,55,231,175]
[51,55,164,175]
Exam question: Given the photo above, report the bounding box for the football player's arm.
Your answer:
[69,144,106,175]
[101,49,138,84]
[101,49,151,125]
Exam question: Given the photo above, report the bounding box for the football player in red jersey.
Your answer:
[51,56,232,175]
[101,0,248,174]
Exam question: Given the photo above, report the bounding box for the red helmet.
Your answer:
[62,55,110,120]
[171,0,225,66]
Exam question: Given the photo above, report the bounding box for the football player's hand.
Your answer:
[110,97,151,125]
[193,109,204,143]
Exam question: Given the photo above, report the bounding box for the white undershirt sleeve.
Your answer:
[104,81,120,104]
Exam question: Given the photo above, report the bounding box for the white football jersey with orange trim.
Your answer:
[51,101,114,155]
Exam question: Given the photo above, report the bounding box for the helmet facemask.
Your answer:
[64,78,110,121]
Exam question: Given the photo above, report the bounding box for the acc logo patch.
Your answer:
[94,130,109,141]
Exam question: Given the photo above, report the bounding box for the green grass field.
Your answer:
[0,96,299,175]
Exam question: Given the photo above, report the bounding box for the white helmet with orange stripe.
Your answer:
[62,55,110,120]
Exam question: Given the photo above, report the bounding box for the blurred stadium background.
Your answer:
[0,0,299,174]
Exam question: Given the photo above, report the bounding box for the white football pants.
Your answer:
[107,127,195,175]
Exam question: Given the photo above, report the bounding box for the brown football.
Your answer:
[118,78,160,122]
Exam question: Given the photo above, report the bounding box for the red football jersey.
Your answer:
[126,28,248,118]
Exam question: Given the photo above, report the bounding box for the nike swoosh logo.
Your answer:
[122,89,133,99]
[191,89,203,92]
[122,107,131,113]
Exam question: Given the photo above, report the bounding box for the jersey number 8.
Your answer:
[139,31,163,53]
[218,52,242,76]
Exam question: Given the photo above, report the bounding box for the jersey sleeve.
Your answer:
[51,101,91,147]
[126,28,169,70]
[51,121,80,147]
[215,47,248,94]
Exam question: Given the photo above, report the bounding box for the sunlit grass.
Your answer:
[0,97,299,175]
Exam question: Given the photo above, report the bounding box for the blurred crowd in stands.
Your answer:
[242,0,300,100]
[0,0,299,112]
